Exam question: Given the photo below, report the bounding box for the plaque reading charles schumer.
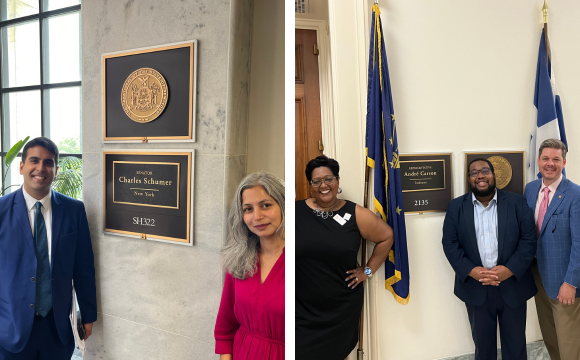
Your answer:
[113,161,179,208]
[399,154,453,214]
[104,151,194,245]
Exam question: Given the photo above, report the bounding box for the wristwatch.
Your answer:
[364,266,373,277]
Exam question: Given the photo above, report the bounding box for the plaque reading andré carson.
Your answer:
[104,151,194,245]
[399,154,453,214]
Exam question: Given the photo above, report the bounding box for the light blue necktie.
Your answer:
[34,201,52,317]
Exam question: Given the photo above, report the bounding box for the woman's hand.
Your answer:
[345,266,368,289]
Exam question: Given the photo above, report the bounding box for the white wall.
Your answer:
[247,0,285,179]
[325,0,580,359]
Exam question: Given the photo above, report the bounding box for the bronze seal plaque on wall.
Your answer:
[103,40,197,141]
[487,155,512,189]
[121,68,169,123]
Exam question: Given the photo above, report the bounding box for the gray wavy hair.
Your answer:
[221,171,285,280]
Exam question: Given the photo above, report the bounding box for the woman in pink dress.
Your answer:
[215,172,285,360]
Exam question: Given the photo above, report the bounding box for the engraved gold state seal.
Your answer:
[487,156,512,189]
[121,68,168,123]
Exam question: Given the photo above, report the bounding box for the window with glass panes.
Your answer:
[0,0,81,195]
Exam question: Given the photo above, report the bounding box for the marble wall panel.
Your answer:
[94,233,222,343]
[82,0,231,155]
[86,312,215,360]
[82,0,254,358]
[193,155,226,251]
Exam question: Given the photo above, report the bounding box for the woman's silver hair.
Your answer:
[221,171,285,280]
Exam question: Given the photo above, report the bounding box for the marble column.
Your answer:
[81,0,253,358]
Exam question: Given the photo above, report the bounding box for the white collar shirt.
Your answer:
[472,191,499,269]
[22,187,53,265]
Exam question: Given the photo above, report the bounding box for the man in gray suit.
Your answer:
[524,139,580,360]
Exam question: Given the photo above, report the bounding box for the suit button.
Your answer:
[30,304,34,309]
[31,277,35,282]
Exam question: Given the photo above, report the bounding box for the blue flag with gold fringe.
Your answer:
[365,4,410,305]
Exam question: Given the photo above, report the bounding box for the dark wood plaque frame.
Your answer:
[464,151,525,195]
[399,153,453,214]
[102,40,197,142]
[103,150,194,246]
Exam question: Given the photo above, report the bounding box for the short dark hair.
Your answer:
[539,139,567,159]
[22,137,59,165]
[467,158,494,175]
[305,155,340,182]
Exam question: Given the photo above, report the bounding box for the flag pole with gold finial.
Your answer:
[358,3,379,359]
[543,0,550,65]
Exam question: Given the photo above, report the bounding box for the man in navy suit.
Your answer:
[0,137,97,359]
[443,158,537,360]
[524,139,580,360]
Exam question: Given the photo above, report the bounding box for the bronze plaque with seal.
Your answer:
[399,154,453,214]
[104,151,194,245]
[103,40,197,142]
[464,151,524,195]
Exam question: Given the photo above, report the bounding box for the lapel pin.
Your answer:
[559,195,562,198]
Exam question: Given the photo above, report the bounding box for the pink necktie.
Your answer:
[537,187,550,237]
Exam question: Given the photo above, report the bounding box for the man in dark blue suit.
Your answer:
[443,158,537,360]
[524,139,580,360]
[0,137,97,359]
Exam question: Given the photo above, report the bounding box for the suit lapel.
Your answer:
[496,190,507,262]
[540,178,568,236]
[463,194,481,264]
[526,180,541,209]
[51,190,63,271]
[14,188,35,253]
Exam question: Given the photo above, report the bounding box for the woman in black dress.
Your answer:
[296,155,394,360]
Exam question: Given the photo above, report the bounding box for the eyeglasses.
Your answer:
[469,168,492,178]
[310,176,337,187]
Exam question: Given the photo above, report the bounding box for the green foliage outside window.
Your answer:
[58,137,81,154]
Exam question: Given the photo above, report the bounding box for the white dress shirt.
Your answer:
[22,187,52,265]
[473,191,499,269]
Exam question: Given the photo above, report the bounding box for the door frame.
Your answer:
[295,19,336,160]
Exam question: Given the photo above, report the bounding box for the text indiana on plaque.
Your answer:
[121,68,169,123]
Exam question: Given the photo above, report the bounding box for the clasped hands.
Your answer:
[469,265,513,286]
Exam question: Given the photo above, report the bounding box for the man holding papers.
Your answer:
[0,137,97,359]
